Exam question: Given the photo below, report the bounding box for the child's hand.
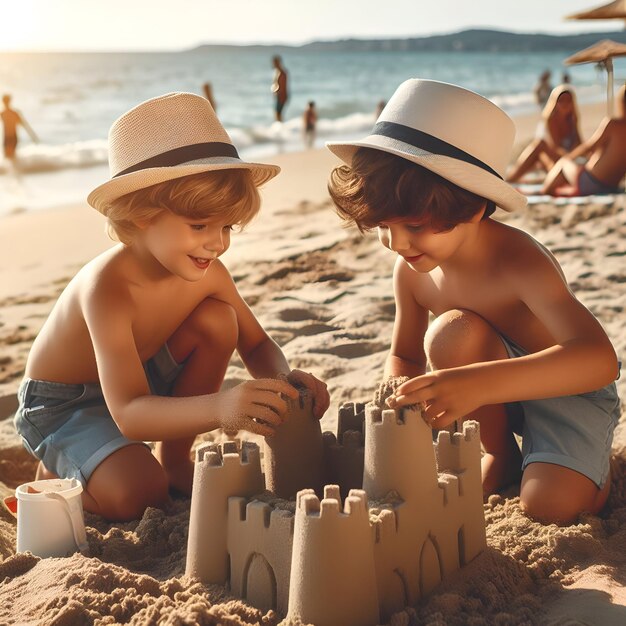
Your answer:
[287,369,330,419]
[385,368,483,430]
[217,379,299,437]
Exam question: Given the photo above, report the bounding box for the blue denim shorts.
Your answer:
[501,335,621,488]
[14,345,183,487]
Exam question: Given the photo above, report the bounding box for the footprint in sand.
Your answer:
[294,323,337,336]
[607,274,626,284]
[313,341,388,359]
[315,271,354,283]
[279,307,332,323]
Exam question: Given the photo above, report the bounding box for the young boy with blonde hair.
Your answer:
[14,93,329,521]
[327,79,620,525]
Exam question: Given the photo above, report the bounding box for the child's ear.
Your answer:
[469,202,487,223]
[133,217,152,230]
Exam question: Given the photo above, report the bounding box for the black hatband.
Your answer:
[114,142,240,178]
[371,121,501,179]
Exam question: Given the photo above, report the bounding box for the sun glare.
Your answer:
[0,3,42,51]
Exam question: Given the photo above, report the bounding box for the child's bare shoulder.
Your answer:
[489,221,565,283]
[68,247,143,317]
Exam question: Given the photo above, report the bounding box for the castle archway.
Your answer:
[419,536,442,596]
[380,568,410,620]
[243,552,277,612]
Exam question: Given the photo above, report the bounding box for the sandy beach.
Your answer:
[1,102,625,625]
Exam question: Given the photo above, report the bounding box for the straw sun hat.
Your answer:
[327,79,527,213]
[88,92,280,214]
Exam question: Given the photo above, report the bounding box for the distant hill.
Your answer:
[191,29,626,54]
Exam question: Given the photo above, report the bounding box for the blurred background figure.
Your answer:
[543,83,626,196]
[375,99,386,118]
[202,82,217,111]
[1,94,38,163]
[507,85,581,183]
[271,55,289,122]
[562,70,572,85]
[303,101,317,148]
[534,70,553,108]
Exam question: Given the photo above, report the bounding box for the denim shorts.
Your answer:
[14,344,183,487]
[500,335,621,488]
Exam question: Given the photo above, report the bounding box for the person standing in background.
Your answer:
[271,55,289,122]
[534,70,552,109]
[303,101,317,148]
[1,94,38,161]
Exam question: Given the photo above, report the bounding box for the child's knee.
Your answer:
[187,298,238,352]
[520,465,602,525]
[520,488,582,525]
[96,472,169,521]
[425,309,505,368]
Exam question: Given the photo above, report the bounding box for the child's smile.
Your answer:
[138,212,232,281]
[188,255,214,270]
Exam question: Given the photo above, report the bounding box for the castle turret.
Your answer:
[227,498,295,615]
[322,401,366,497]
[186,441,264,583]
[287,486,379,626]
[435,421,486,561]
[264,389,324,499]
[362,404,439,502]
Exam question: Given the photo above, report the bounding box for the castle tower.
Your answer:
[435,421,486,562]
[227,498,295,616]
[323,401,366,497]
[362,404,439,502]
[287,486,380,626]
[264,389,324,499]
[186,441,264,583]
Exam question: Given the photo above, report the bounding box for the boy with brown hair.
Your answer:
[14,93,329,521]
[327,79,620,525]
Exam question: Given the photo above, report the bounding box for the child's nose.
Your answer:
[204,229,227,252]
[387,227,410,252]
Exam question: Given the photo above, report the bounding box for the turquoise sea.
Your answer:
[0,47,620,213]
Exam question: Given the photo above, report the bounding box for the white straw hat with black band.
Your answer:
[326,79,527,213]
[88,92,280,214]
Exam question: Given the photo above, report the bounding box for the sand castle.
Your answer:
[185,389,486,626]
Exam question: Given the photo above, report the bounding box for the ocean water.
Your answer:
[0,48,616,214]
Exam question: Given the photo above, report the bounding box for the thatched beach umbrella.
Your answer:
[565,39,626,114]
[566,1,626,26]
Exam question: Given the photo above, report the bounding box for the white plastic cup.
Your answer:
[15,478,88,558]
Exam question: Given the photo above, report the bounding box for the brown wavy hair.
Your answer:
[328,148,495,232]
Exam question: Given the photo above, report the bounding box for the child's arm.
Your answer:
[209,261,330,418]
[389,243,618,427]
[84,280,298,441]
[384,258,429,378]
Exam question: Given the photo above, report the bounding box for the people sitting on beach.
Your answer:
[1,93,38,161]
[13,93,330,521]
[506,85,581,184]
[541,83,626,196]
[327,79,620,526]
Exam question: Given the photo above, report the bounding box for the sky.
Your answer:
[2,0,623,52]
